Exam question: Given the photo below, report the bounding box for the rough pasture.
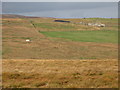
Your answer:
[2,15,118,88]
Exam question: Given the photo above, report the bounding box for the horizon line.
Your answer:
[1,13,118,19]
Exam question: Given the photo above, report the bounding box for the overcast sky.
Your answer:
[2,2,118,18]
[1,0,120,2]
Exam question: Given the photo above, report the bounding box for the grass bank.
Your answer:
[40,30,118,43]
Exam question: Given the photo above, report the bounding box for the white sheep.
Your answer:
[26,39,31,42]
[100,24,105,27]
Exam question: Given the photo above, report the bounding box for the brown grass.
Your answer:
[2,18,118,59]
[2,59,118,88]
[2,17,118,88]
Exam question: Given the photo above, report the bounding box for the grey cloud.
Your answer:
[2,2,118,18]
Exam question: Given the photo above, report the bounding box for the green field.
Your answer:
[40,30,118,43]
[2,15,118,88]
[2,17,118,59]
[34,23,76,30]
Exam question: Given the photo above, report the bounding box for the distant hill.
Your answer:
[2,14,41,18]
[2,14,27,18]
[2,14,56,19]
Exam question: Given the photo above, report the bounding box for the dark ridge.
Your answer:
[1,14,55,19]
[2,14,42,18]
[2,14,27,18]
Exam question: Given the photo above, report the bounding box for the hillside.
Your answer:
[2,14,118,88]
[2,14,118,59]
[2,14,28,18]
[2,14,41,18]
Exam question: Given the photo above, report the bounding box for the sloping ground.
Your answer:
[40,31,118,43]
[3,59,118,88]
[2,40,118,59]
[2,15,118,88]
[30,18,118,31]
[2,17,118,59]
[2,14,27,18]
[2,14,40,18]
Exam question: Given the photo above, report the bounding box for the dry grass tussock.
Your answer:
[3,59,118,88]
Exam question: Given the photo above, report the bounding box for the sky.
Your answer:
[1,0,120,2]
[2,2,118,18]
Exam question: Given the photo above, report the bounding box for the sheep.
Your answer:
[100,24,105,27]
[88,23,93,26]
[79,22,105,27]
[88,23,105,27]
[25,39,31,42]
[79,22,83,24]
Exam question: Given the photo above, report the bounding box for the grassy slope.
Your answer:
[32,18,118,31]
[2,17,118,88]
[40,30,118,43]
[2,17,118,59]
